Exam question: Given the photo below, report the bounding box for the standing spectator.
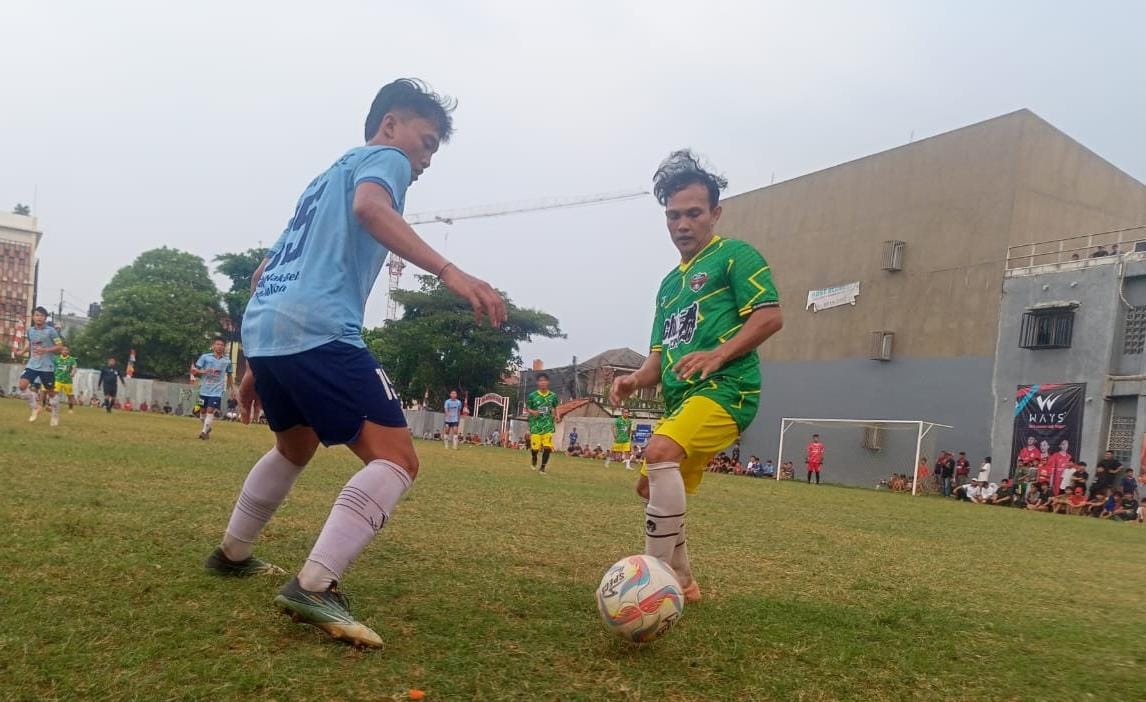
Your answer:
[977,456,992,483]
[567,427,579,451]
[1070,461,1089,495]
[806,434,825,484]
[955,451,971,487]
[1094,450,1123,495]
[1120,469,1139,498]
[939,452,955,497]
[915,457,931,493]
[1058,461,1077,497]
[1091,245,1110,257]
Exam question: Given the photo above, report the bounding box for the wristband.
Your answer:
[437,261,455,278]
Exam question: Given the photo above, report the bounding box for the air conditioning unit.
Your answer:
[882,240,906,271]
[870,331,894,361]
[862,425,883,451]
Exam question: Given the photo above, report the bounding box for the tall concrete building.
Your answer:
[718,109,1146,477]
[0,212,41,351]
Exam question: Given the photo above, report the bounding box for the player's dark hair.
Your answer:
[364,79,456,143]
[652,149,728,208]
[212,337,225,344]
[33,306,48,316]
[537,373,550,381]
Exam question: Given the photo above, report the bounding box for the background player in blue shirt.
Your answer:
[443,390,463,450]
[204,79,505,649]
[190,337,233,440]
[16,306,64,425]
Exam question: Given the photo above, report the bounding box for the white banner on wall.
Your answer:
[806,281,861,312]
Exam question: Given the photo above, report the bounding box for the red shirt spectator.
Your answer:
[806,436,825,469]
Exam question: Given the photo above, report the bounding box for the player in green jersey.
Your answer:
[611,150,783,604]
[53,346,79,415]
[526,373,560,473]
[606,408,635,470]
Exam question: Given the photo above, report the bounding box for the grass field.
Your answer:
[2,401,1145,701]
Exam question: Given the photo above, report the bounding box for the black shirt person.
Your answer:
[1094,451,1122,494]
[96,357,126,413]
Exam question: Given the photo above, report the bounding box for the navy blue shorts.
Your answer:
[249,341,406,446]
[445,421,460,428]
[199,396,222,410]
[21,369,54,390]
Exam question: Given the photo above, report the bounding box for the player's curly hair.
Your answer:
[364,78,457,143]
[652,149,728,208]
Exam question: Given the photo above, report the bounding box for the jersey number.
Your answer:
[265,179,328,273]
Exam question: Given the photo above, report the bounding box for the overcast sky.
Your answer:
[3,1,1144,368]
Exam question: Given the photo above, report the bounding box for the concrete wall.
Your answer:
[719,111,1027,362]
[990,261,1126,475]
[741,356,992,484]
[2,363,199,410]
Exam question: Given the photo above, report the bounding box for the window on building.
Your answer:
[1122,306,1146,355]
[1018,309,1074,349]
[1108,415,1135,467]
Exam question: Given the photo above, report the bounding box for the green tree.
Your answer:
[73,248,223,379]
[214,248,267,341]
[13,203,31,216]
[366,276,563,408]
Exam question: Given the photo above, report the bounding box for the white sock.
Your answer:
[670,523,693,586]
[23,389,37,410]
[49,395,60,418]
[605,456,612,467]
[222,448,305,561]
[645,461,687,573]
[624,457,632,469]
[452,434,459,449]
[299,459,413,591]
[203,412,215,433]
[443,435,449,448]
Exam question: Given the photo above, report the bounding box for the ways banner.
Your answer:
[1011,383,1086,478]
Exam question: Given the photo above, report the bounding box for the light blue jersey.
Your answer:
[444,398,462,423]
[26,324,63,372]
[242,145,413,357]
[195,352,232,398]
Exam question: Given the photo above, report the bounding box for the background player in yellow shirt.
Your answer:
[611,150,783,603]
[526,373,560,473]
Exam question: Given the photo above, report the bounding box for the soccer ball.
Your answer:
[596,554,684,643]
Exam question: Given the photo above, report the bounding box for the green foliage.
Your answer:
[214,248,268,341]
[12,203,31,216]
[366,275,562,407]
[73,248,223,379]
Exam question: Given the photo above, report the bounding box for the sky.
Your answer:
[3,1,1145,368]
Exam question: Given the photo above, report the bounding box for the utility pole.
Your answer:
[58,289,64,318]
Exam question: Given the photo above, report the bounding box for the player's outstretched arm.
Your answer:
[353,182,505,327]
[673,307,783,381]
[610,352,662,405]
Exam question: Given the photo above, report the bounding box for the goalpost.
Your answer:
[777,418,952,495]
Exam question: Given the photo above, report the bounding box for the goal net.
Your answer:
[776,418,950,495]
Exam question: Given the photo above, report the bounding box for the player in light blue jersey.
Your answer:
[205,79,506,649]
[443,389,463,450]
[190,337,233,440]
[16,306,64,425]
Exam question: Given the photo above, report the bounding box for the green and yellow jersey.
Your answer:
[650,235,779,430]
[54,354,78,385]
[614,416,632,443]
[526,390,559,434]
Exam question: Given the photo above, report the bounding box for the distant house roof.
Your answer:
[579,347,646,370]
[555,398,591,422]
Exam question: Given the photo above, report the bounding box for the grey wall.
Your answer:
[990,261,1125,476]
[741,356,994,484]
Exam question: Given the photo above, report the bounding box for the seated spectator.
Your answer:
[123,399,134,412]
[780,461,795,480]
[1139,497,1146,524]
[1086,489,1109,517]
[762,459,776,478]
[989,479,1015,506]
[139,400,148,413]
[1025,482,1050,511]
[174,404,184,416]
[745,455,761,476]
[969,480,996,504]
[1098,490,1119,519]
[1058,462,1076,497]
[1066,487,1089,515]
[1113,492,1139,521]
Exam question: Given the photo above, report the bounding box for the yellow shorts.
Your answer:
[57,383,74,396]
[611,442,632,453]
[530,433,554,451]
[641,395,739,494]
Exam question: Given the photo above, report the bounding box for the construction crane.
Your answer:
[384,189,647,320]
